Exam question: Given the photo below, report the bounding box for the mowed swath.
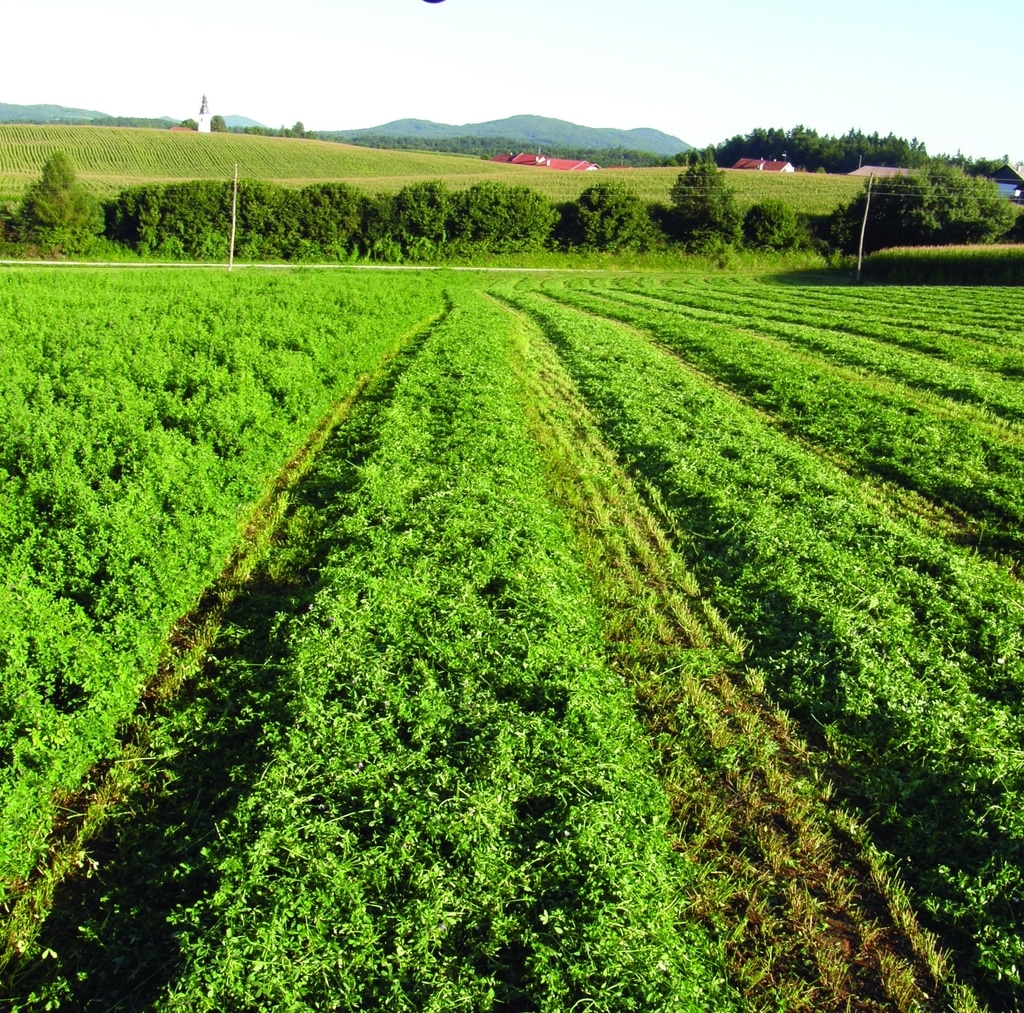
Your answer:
[503,275,1024,1006]
[6,268,1019,1010]
[0,124,864,210]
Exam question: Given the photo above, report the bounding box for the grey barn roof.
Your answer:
[848,165,909,177]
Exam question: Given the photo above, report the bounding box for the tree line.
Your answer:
[665,125,1012,177]
[3,151,1021,262]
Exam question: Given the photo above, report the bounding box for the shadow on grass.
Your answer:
[521,299,1024,1012]
[760,266,856,286]
[3,325,436,1012]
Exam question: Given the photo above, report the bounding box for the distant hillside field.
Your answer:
[0,125,863,213]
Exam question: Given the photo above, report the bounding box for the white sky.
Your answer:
[2,0,1017,160]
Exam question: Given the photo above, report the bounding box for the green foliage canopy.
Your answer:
[451,180,557,254]
[561,182,660,252]
[17,150,102,253]
[743,198,798,250]
[831,166,1016,253]
[711,125,931,174]
[668,159,743,250]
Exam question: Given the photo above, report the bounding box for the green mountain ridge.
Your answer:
[224,115,265,128]
[336,114,690,156]
[0,102,111,122]
[0,105,688,156]
[0,102,265,130]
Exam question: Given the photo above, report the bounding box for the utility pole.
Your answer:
[228,163,238,272]
[856,173,873,284]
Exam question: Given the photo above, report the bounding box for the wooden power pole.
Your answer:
[228,163,238,272]
[855,173,873,284]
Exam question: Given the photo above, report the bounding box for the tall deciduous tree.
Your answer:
[668,157,742,250]
[17,150,102,254]
[210,115,228,133]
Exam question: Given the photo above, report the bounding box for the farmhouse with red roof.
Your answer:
[731,158,794,172]
[491,153,601,171]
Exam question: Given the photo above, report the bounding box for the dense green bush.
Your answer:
[106,181,231,258]
[106,178,559,262]
[17,150,103,254]
[557,182,659,252]
[667,159,742,251]
[385,180,454,259]
[830,166,1016,254]
[743,198,797,250]
[451,180,557,254]
[106,180,366,261]
[102,174,831,262]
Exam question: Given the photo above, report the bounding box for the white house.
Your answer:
[731,158,795,173]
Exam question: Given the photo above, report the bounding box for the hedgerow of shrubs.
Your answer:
[104,178,559,262]
[98,173,794,261]
[16,149,1020,262]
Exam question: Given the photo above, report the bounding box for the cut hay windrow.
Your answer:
[502,281,1024,1005]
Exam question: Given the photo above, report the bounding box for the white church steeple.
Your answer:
[198,95,211,134]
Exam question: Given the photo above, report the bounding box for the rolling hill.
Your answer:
[0,124,861,213]
[0,102,110,123]
[335,114,691,157]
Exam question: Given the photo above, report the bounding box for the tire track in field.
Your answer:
[491,290,971,1013]
[540,287,1023,577]
[0,301,451,988]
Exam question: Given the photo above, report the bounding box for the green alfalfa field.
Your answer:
[2,262,1023,1012]
[0,124,863,211]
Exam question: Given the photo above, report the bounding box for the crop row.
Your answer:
[540,279,1024,563]
[0,126,503,182]
[602,283,1024,423]
[10,286,742,1011]
[500,285,1024,1003]
[0,268,447,897]
[603,274,1024,357]
[0,126,864,210]
[590,279,1024,427]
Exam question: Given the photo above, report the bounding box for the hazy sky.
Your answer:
[4,0,1017,160]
